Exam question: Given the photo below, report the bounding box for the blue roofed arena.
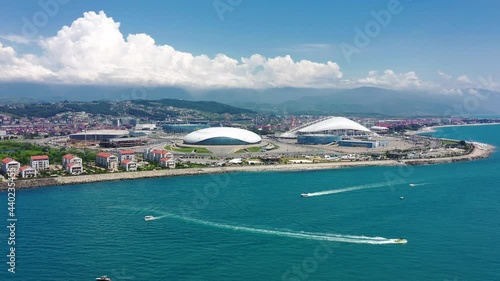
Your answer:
[183,127,262,145]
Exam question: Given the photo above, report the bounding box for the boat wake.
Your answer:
[154,212,403,245]
[304,181,406,198]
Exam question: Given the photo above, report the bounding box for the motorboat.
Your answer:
[399,196,404,200]
[394,238,408,244]
[300,193,309,197]
[409,183,416,187]
[96,276,112,281]
[144,215,157,221]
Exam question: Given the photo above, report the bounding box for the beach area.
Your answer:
[1,139,495,191]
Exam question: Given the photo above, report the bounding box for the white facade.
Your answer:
[19,166,37,178]
[30,156,50,171]
[1,158,21,176]
[96,153,119,171]
[183,127,262,145]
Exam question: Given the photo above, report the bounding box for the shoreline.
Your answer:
[414,122,500,134]
[1,142,495,191]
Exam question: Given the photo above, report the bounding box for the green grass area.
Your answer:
[0,140,97,166]
[165,145,211,154]
[235,146,264,153]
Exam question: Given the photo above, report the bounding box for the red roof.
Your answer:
[63,154,76,160]
[160,157,173,162]
[20,166,34,171]
[66,163,78,168]
[2,158,16,164]
[97,152,112,158]
[31,155,49,160]
[121,159,133,164]
[120,150,135,155]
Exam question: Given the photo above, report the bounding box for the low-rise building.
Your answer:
[118,150,136,162]
[30,155,50,171]
[19,166,37,178]
[1,158,21,176]
[121,159,138,171]
[144,149,173,163]
[66,163,83,175]
[62,154,82,168]
[96,152,119,171]
[160,157,176,169]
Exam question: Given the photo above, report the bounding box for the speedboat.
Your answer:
[96,276,112,281]
[409,183,416,187]
[300,193,309,197]
[394,238,408,244]
[144,215,157,221]
[399,196,404,200]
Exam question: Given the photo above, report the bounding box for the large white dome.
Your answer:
[298,117,370,133]
[183,127,262,145]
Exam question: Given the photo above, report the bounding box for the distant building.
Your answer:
[118,150,136,162]
[121,159,138,171]
[144,149,173,163]
[159,157,176,169]
[19,166,37,178]
[30,155,50,171]
[96,152,119,171]
[1,158,21,176]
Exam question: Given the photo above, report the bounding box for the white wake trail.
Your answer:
[155,212,402,245]
[304,181,405,197]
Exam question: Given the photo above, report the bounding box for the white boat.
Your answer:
[144,215,157,221]
[394,238,408,244]
[300,193,309,197]
[399,196,404,200]
[96,276,112,281]
[409,183,416,187]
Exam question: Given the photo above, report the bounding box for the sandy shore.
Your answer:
[1,143,495,191]
[412,122,500,134]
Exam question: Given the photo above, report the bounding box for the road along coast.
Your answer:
[0,143,494,191]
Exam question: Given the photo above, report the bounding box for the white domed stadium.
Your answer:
[281,117,374,145]
[183,127,262,145]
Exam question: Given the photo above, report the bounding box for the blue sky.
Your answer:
[0,0,499,92]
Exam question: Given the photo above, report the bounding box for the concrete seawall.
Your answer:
[1,144,494,191]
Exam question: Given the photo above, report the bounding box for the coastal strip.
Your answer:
[0,143,494,191]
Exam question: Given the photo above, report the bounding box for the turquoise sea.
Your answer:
[2,125,500,281]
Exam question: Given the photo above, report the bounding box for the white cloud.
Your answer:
[457,74,473,84]
[0,42,53,82]
[0,34,33,44]
[0,10,496,94]
[27,11,341,88]
[353,69,433,90]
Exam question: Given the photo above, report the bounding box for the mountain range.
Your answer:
[0,82,499,117]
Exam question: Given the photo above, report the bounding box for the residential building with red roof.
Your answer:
[19,166,37,178]
[144,148,173,163]
[120,159,138,171]
[160,157,176,169]
[30,155,50,171]
[1,158,21,176]
[62,154,82,168]
[96,152,119,171]
[118,150,136,162]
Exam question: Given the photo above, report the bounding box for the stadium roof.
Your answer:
[71,130,129,136]
[183,127,261,145]
[298,117,371,133]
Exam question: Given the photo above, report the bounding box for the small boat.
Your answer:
[409,183,416,187]
[399,196,404,200]
[144,215,157,221]
[96,276,112,281]
[300,193,309,197]
[394,238,408,244]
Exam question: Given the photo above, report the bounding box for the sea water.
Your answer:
[1,125,499,280]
